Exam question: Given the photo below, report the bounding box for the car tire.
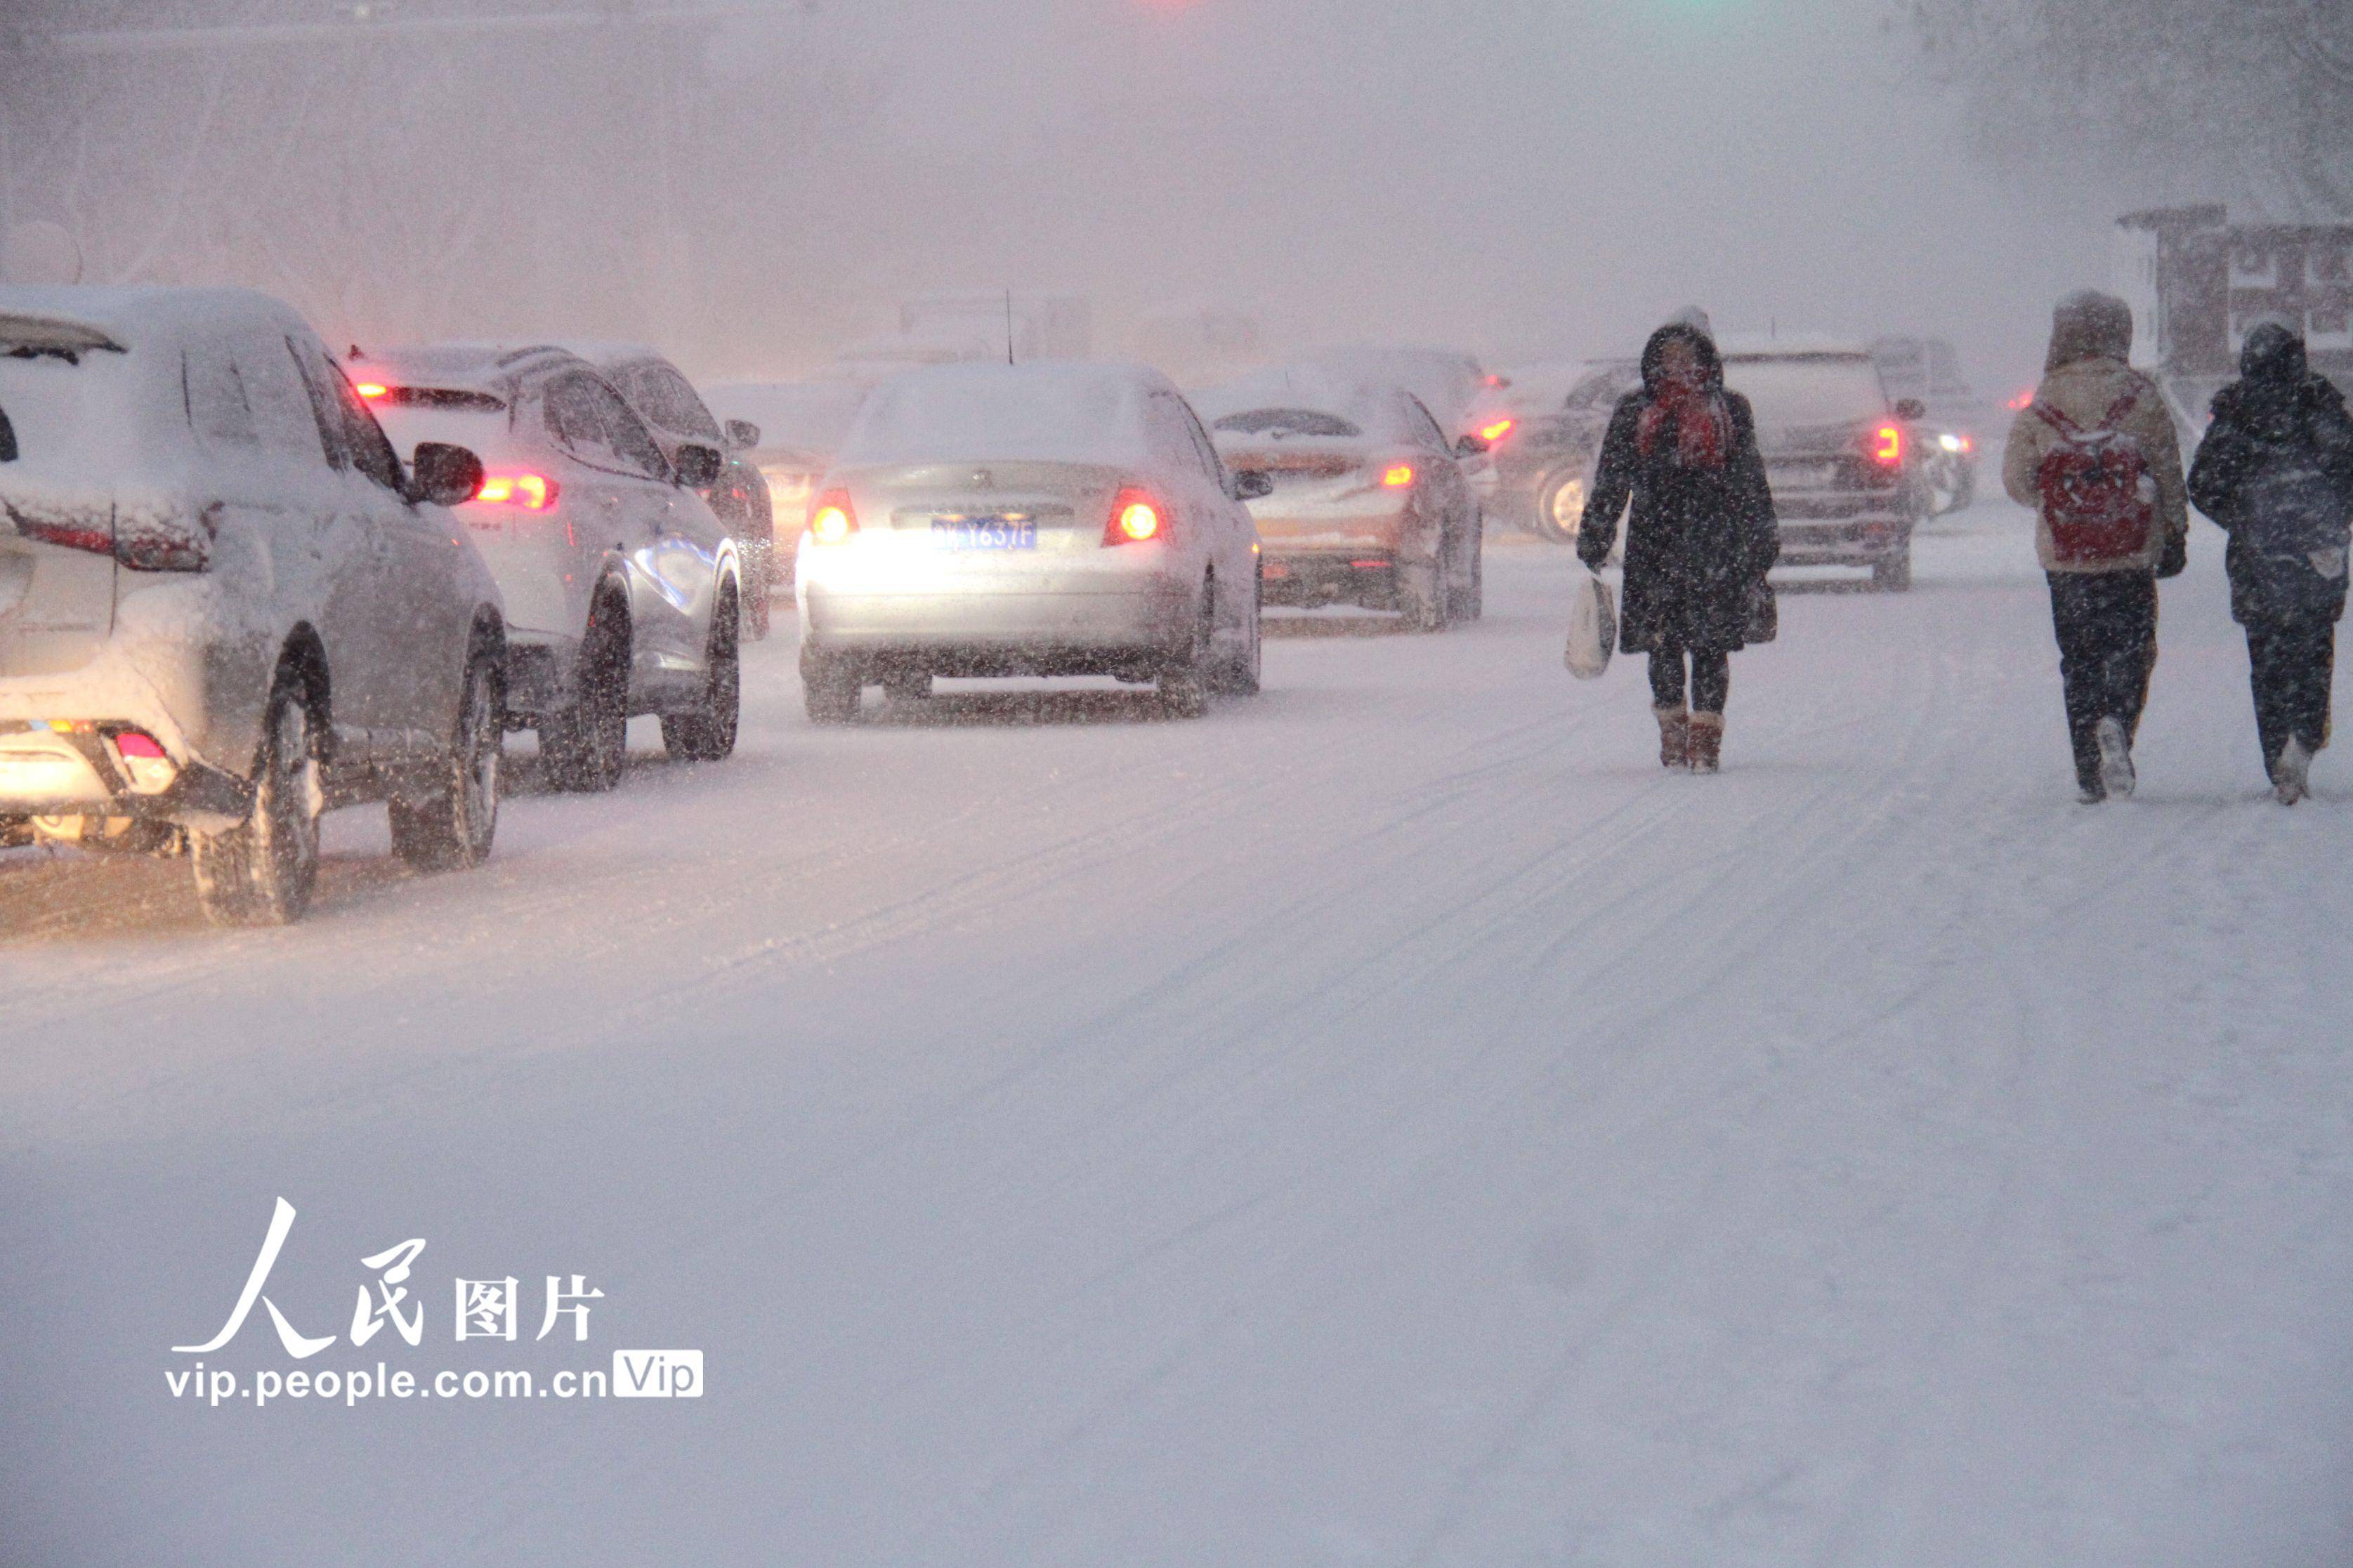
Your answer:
[1532,467,1587,547]
[1399,554,1449,633]
[742,551,773,642]
[540,592,630,792]
[390,643,502,872]
[1208,566,1263,697]
[1158,583,1214,718]
[804,653,862,724]
[661,587,742,762]
[191,674,322,927]
[1448,510,1484,622]
[1873,543,1914,593]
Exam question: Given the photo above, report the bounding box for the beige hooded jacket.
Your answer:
[2003,291,2188,574]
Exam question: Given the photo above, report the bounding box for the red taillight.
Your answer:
[1870,425,1903,466]
[1477,417,1515,444]
[473,472,558,510]
[13,516,112,556]
[355,382,389,400]
[112,730,166,759]
[1105,487,1164,545]
[1381,463,1416,489]
[2006,388,2033,411]
[808,489,858,544]
[1957,434,1975,454]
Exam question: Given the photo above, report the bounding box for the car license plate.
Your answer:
[931,515,1037,550]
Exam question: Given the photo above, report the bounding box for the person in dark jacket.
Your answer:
[2187,322,2353,804]
[1577,320,1778,772]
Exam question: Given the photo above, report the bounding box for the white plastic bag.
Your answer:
[1563,569,1617,680]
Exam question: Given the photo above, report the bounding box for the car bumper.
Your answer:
[1773,511,1913,567]
[802,578,1195,664]
[0,722,252,828]
[1261,549,1401,607]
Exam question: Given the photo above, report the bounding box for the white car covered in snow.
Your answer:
[350,343,746,789]
[796,362,1267,720]
[0,287,505,925]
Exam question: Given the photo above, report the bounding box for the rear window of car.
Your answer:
[1723,355,1889,427]
[839,370,1148,467]
[1212,408,1361,440]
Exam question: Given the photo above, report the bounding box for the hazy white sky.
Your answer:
[733,0,2116,391]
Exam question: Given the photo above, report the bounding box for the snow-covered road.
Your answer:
[4,504,2348,1566]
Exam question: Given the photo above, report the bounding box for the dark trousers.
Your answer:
[1649,648,1729,714]
[2047,572,2157,785]
[2246,618,2336,772]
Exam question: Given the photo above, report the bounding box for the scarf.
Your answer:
[1636,374,1729,468]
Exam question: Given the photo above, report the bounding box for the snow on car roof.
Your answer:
[834,361,1175,468]
[0,284,310,348]
[355,342,586,393]
[553,341,669,370]
[1714,334,1874,360]
[1191,366,1414,444]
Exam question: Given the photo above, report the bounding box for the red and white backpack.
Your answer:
[2032,392,2157,565]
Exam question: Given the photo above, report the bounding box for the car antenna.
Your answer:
[1005,289,1016,366]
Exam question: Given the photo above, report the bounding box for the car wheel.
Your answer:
[390,643,503,872]
[540,592,630,792]
[1207,565,1262,697]
[191,675,322,926]
[742,551,773,642]
[1158,582,1214,718]
[1448,510,1484,622]
[1873,543,1914,593]
[1533,467,1587,546]
[804,652,862,724]
[1399,552,1449,633]
[661,588,742,761]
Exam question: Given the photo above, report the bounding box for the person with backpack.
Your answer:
[2003,291,2189,802]
[2187,323,2353,804]
[1576,319,1778,772]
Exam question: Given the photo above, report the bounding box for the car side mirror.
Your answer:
[723,419,760,452]
[1894,398,1927,421]
[674,442,723,489]
[1231,469,1274,501]
[1453,433,1490,458]
[409,442,485,508]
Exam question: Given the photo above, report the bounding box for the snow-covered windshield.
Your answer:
[836,365,1148,466]
[1724,355,1889,428]
[1212,408,1362,440]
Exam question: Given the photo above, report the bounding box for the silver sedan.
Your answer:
[795,362,1268,720]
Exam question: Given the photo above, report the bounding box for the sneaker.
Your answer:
[2274,736,2312,805]
[2077,780,2106,805]
[2094,716,2135,800]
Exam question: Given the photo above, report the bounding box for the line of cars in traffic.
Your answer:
[2,280,1975,927]
[0,286,1511,924]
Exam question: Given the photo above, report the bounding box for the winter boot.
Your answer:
[1655,705,1690,770]
[2273,736,2312,805]
[1688,712,1724,774]
[2094,716,2135,801]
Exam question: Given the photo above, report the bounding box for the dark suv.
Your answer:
[1719,338,1928,592]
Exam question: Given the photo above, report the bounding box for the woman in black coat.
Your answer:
[2187,322,2353,803]
[1577,322,1779,772]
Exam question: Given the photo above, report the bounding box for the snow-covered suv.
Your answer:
[0,287,506,925]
